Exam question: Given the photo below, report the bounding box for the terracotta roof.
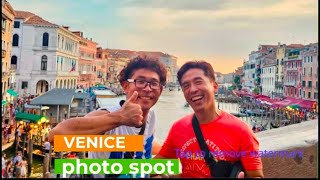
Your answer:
[15,10,57,27]
[287,44,304,48]
[14,11,35,19]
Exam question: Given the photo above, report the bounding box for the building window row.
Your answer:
[57,34,78,53]
[303,56,313,63]
[2,19,12,32]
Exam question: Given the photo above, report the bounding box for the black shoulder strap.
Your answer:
[192,114,216,177]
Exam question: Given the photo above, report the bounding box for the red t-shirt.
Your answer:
[158,111,262,177]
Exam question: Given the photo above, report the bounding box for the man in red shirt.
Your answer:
[156,61,263,178]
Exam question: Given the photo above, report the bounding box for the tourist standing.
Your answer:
[156,61,263,178]
[4,160,13,178]
[2,153,6,178]
[6,125,13,143]
[20,157,27,178]
[13,151,22,177]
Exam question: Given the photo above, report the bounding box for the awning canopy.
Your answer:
[15,112,48,123]
[24,104,50,110]
[2,100,8,106]
[297,100,316,110]
[6,89,18,97]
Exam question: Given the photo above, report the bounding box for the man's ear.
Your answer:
[121,81,129,94]
[159,85,164,94]
[213,81,218,94]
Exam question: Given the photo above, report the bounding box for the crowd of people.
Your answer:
[2,151,28,178]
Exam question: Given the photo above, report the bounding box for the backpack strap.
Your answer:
[192,114,217,177]
[192,114,244,177]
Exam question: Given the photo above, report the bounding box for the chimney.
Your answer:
[72,31,83,37]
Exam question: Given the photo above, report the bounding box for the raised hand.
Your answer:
[118,91,144,127]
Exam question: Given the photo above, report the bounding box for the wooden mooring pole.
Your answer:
[22,133,27,157]
[43,144,52,177]
[27,138,33,177]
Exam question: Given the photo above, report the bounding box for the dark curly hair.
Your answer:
[177,61,215,84]
[117,56,167,86]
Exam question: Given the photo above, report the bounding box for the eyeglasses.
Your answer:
[127,79,161,90]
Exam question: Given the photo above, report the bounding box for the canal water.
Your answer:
[6,89,255,177]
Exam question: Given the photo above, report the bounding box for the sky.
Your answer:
[10,0,318,73]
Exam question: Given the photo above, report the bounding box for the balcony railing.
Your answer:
[80,71,87,74]
[285,66,298,71]
[284,81,296,86]
[288,55,299,59]
[2,50,6,58]
[10,64,17,70]
[275,81,284,88]
[284,55,302,61]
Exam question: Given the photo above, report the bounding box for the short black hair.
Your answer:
[177,61,215,84]
[117,56,167,86]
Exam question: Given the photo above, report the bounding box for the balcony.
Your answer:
[284,81,296,86]
[275,81,284,88]
[285,66,298,71]
[2,50,6,58]
[10,64,17,70]
[284,55,302,62]
[80,71,87,74]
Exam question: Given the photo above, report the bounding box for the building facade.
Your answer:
[283,48,303,98]
[2,0,15,101]
[301,43,318,100]
[12,11,80,97]
[73,31,97,88]
[261,53,277,97]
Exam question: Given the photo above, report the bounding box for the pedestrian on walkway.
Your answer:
[20,157,27,178]
[6,125,13,143]
[4,160,13,178]
[13,151,22,177]
[2,153,6,178]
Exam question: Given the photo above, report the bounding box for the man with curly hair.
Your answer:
[49,56,167,178]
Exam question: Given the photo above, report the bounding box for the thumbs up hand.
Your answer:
[118,91,144,127]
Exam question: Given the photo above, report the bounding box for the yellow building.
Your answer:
[2,0,15,102]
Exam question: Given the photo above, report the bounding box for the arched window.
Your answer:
[41,55,47,71]
[42,32,49,46]
[12,34,19,46]
[11,56,17,70]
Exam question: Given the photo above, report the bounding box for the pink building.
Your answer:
[73,31,97,89]
[301,43,318,100]
[95,47,108,84]
[283,48,304,98]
